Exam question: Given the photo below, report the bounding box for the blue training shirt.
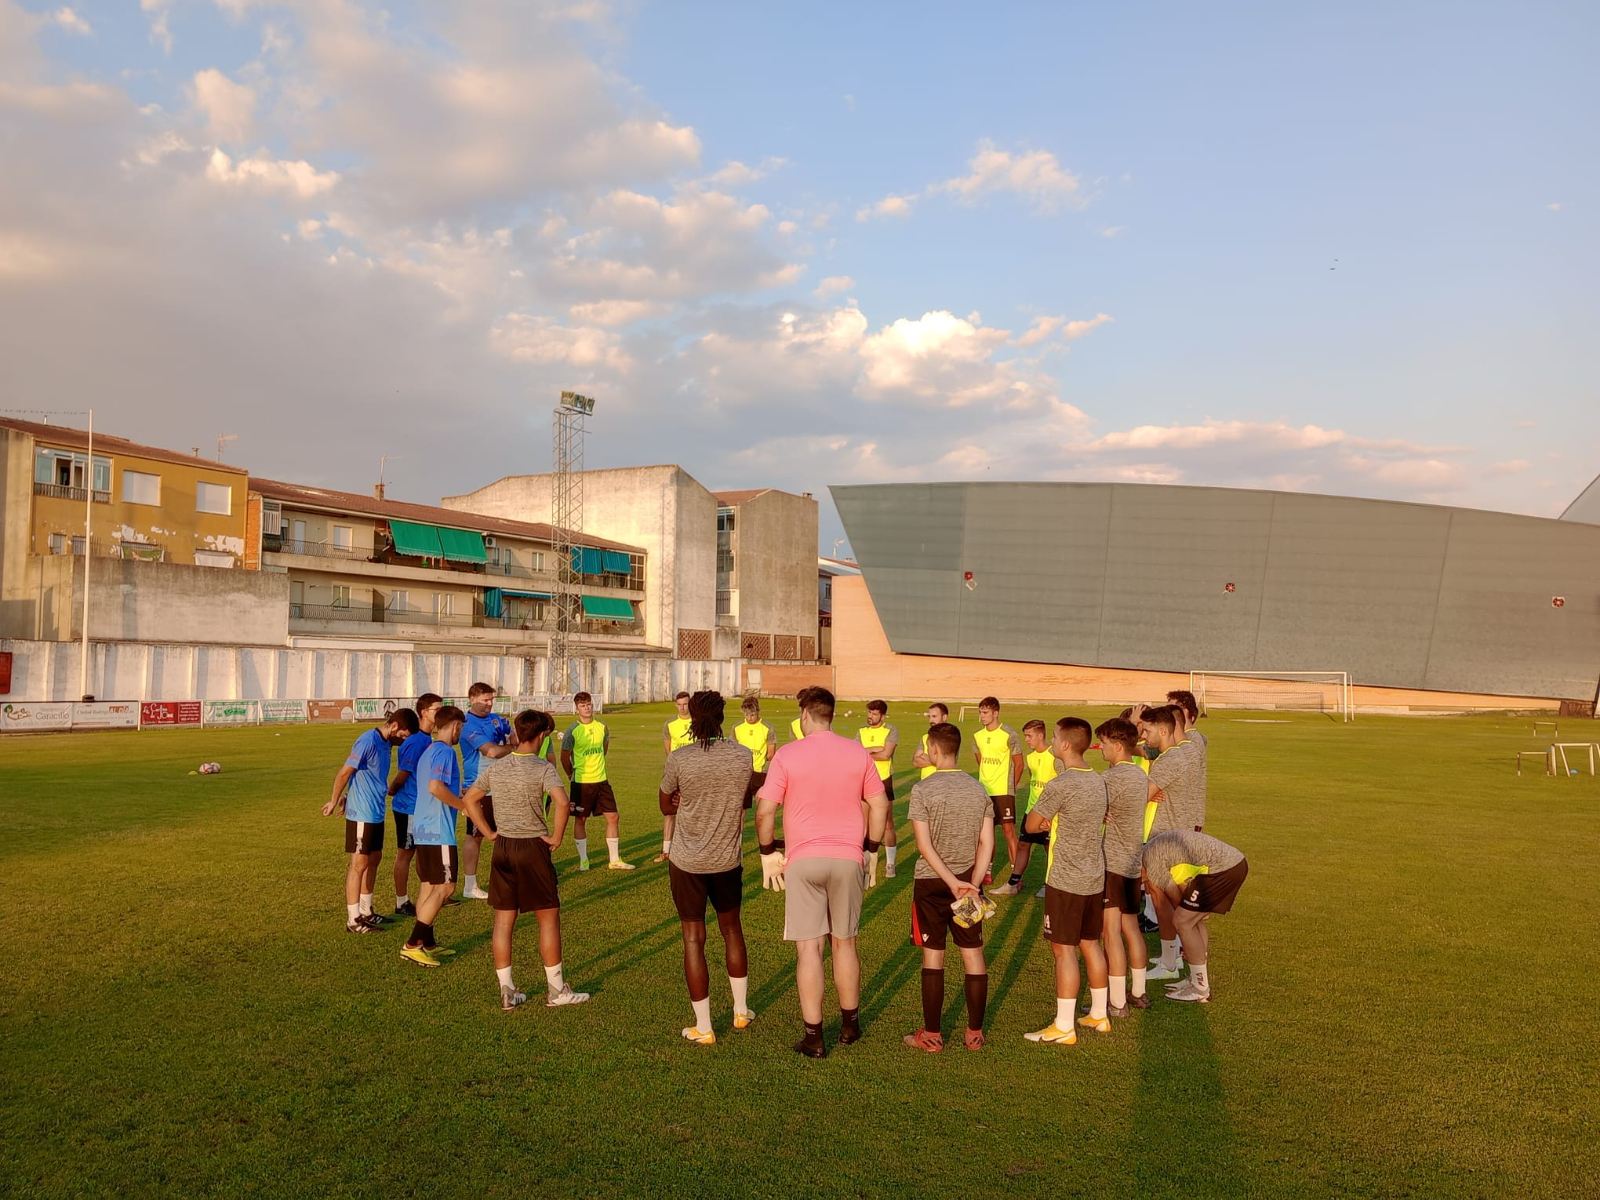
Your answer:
[411,741,461,846]
[343,728,392,824]
[460,711,510,788]
[393,730,432,815]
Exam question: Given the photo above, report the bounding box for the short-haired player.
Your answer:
[561,692,636,871]
[387,692,441,917]
[322,709,418,932]
[992,718,1059,896]
[459,683,515,901]
[910,703,950,781]
[1142,830,1248,1003]
[1095,717,1151,1012]
[732,696,776,811]
[904,721,994,1052]
[657,691,694,863]
[857,700,899,882]
[400,705,467,966]
[972,697,1024,886]
[1137,705,1201,982]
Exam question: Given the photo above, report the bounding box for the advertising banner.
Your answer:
[514,693,596,715]
[71,702,140,730]
[203,700,260,726]
[261,700,308,725]
[141,701,203,727]
[1,701,74,732]
[307,699,355,723]
[354,698,403,721]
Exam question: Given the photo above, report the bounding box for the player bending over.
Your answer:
[1022,718,1111,1044]
[658,691,693,863]
[462,709,590,1010]
[1141,830,1248,1004]
[561,692,636,871]
[904,722,994,1051]
[323,708,418,933]
[661,691,756,1045]
[857,700,900,882]
[1095,717,1151,1012]
[400,706,467,966]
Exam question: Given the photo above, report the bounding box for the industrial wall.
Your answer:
[2,638,739,707]
[734,490,820,647]
[832,482,1600,702]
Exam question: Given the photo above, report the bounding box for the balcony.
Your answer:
[35,482,110,503]
[269,538,365,561]
[287,603,642,641]
[266,541,644,592]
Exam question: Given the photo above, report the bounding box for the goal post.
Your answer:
[1189,670,1353,722]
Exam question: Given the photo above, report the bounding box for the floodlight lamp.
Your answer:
[559,391,596,415]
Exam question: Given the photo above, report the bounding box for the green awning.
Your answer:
[571,547,605,575]
[389,520,442,558]
[437,526,487,563]
[602,550,632,574]
[501,590,551,599]
[581,595,635,621]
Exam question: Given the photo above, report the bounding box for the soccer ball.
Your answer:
[198,761,222,775]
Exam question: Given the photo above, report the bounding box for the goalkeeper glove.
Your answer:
[759,839,786,891]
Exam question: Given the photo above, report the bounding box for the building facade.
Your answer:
[816,555,861,663]
[713,489,820,663]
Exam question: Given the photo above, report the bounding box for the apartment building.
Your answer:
[713,489,821,663]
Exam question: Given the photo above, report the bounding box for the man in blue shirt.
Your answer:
[386,693,442,918]
[459,682,516,900]
[403,705,467,967]
[323,708,418,933]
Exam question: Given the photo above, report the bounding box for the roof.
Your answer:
[818,556,861,576]
[0,418,250,475]
[1561,472,1600,524]
[249,477,644,554]
[713,489,774,506]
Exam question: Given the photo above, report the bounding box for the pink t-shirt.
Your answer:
[758,730,886,865]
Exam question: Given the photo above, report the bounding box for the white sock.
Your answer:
[395,893,408,909]
[885,845,898,867]
[1160,939,1179,970]
[358,893,373,915]
[1191,963,1209,991]
[545,962,565,992]
[1090,986,1108,1020]
[496,966,514,990]
[346,902,360,922]
[463,874,477,892]
[575,838,588,863]
[1055,997,1074,1028]
[662,839,672,854]
[730,975,750,1015]
[1131,966,1147,998]
[691,997,712,1032]
[1109,975,1127,1008]
[606,837,620,864]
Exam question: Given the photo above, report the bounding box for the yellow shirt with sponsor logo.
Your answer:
[857,722,897,781]
[562,719,609,784]
[665,715,693,751]
[733,719,775,772]
[1024,749,1062,813]
[919,733,937,780]
[973,724,1022,797]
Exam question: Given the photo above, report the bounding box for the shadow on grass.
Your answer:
[1129,999,1245,1194]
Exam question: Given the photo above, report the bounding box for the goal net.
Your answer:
[1189,671,1352,722]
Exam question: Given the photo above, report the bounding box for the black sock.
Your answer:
[1008,873,1022,887]
[409,920,433,947]
[921,967,944,1034]
[965,973,988,1031]
[840,1006,859,1028]
[802,1020,825,1046]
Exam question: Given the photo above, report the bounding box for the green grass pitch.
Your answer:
[2,702,1598,1197]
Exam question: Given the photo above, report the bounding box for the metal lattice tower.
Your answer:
[550,392,593,693]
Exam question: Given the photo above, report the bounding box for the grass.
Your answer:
[2,701,1598,1198]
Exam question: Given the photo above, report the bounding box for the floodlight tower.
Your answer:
[550,391,595,693]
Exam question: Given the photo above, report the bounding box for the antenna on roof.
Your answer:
[216,433,237,461]
[376,454,393,501]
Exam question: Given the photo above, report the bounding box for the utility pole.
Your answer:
[550,391,594,694]
[80,408,93,700]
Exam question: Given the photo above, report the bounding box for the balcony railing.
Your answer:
[287,604,640,638]
[271,540,644,591]
[268,539,366,560]
[34,482,110,503]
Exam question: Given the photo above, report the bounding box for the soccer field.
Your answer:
[2,703,1597,1197]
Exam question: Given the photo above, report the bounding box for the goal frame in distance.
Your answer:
[1189,670,1353,723]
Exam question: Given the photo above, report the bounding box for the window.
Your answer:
[433,593,454,617]
[530,550,545,573]
[291,520,306,554]
[822,577,832,601]
[195,481,232,515]
[193,550,234,569]
[48,533,65,555]
[122,470,161,506]
[388,589,408,612]
[332,585,351,609]
[34,449,110,496]
[70,535,85,556]
[331,525,353,551]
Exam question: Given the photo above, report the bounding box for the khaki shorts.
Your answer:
[783,856,864,942]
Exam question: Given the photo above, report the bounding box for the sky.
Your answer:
[2,1,1596,554]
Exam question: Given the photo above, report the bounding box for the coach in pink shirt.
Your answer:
[756,687,889,1058]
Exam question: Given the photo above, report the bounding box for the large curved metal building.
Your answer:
[831,481,1600,704]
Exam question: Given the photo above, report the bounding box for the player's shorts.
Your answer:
[488,835,560,913]
[1042,885,1104,945]
[783,856,864,942]
[669,862,743,922]
[745,771,766,809]
[1179,859,1248,914]
[392,811,413,850]
[464,795,495,837]
[880,775,896,803]
[911,868,982,950]
[570,780,617,817]
[990,794,1016,823]
[414,843,459,885]
[1019,814,1049,846]
[1103,870,1142,913]
[345,818,385,855]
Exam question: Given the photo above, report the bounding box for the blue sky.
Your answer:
[2,1,1596,551]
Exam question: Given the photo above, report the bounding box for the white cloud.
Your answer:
[566,299,669,327]
[933,139,1083,213]
[1011,312,1113,348]
[206,149,339,198]
[705,157,786,187]
[141,0,171,54]
[1546,202,1562,212]
[50,7,90,35]
[489,313,630,372]
[190,68,256,144]
[813,275,855,299]
[1100,225,1125,237]
[855,194,916,222]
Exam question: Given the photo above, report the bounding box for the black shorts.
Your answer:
[1179,859,1248,914]
[345,818,385,856]
[1042,885,1104,945]
[911,869,982,950]
[570,780,617,817]
[393,811,413,850]
[489,836,560,913]
[745,771,766,809]
[414,843,459,885]
[990,794,1016,824]
[669,862,743,922]
[1019,814,1049,846]
[1104,871,1141,913]
[881,775,896,803]
[464,795,495,837]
